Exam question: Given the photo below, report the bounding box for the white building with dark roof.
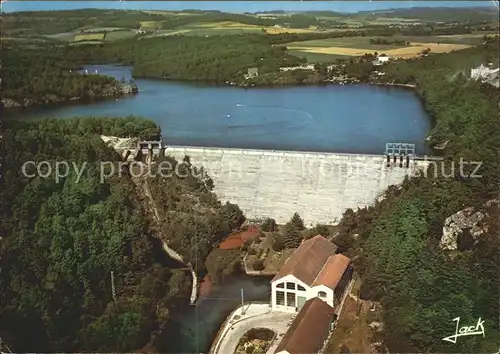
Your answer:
[270,235,353,313]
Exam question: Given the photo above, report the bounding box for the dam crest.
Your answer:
[161,145,431,226]
[102,138,433,226]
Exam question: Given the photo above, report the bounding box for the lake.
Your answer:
[6,65,432,155]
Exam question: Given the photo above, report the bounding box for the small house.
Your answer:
[247,67,259,78]
[372,54,390,66]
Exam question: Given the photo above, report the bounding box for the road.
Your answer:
[212,304,295,354]
[133,173,198,305]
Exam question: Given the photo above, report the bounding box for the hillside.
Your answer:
[360,6,499,22]
[331,39,500,353]
[0,117,244,352]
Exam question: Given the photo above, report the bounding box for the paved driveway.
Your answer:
[212,304,295,354]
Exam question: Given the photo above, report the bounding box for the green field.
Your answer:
[104,30,136,41]
[140,21,161,29]
[181,27,263,36]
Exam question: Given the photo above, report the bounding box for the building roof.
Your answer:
[312,254,351,289]
[274,297,335,354]
[271,235,338,287]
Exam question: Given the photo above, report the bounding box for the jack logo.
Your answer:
[442,317,485,343]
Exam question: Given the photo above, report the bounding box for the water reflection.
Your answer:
[162,275,271,353]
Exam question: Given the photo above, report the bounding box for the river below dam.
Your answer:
[160,274,272,353]
[5,64,431,155]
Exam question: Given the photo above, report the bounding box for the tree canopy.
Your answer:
[0,116,243,352]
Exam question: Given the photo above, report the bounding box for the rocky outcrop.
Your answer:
[440,198,499,251]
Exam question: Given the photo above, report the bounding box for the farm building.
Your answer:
[372,53,390,66]
[274,297,336,354]
[270,235,353,313]
[247,67,259,78]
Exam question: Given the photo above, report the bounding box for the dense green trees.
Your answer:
[59,34,305,85]
[261,218,278,232]
[369,38,409,46]
[2,9,167,35]
[280,213,306,248]
[0,116,242,352]
[335,38,500,352]
[2,44,125,107]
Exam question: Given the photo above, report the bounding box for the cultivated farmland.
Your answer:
[284,35,476,59]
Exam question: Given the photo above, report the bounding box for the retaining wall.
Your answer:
[165,146,430,225]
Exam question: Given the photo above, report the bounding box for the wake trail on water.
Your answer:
[166,103,314,137]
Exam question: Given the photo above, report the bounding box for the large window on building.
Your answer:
[318,291,327,298]
[286,282,295,290]
[286,292,296,307]
[276,291,285,305]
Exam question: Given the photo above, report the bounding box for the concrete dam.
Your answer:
[163,146,431,226]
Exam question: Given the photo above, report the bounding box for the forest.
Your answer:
[0,117,245,352]
[2,43,126,107]
[333,38,500,353]
[60,34,307,82]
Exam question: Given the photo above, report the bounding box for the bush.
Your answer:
[253,259,265,271]
[246,328,274,341]
[310,223,330,237]
[261,218,277,232]
[271,233,286,251]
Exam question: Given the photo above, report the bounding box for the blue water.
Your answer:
[2,1,494,13]
[7,65,432,155]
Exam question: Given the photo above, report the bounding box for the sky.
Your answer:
[1,1,497,14]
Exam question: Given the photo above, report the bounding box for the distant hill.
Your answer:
[358,6,499,22]
[302,10,346,17]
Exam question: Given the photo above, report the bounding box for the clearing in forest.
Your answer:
[73,33,105,42]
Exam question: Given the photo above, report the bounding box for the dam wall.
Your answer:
[164,146,431,226]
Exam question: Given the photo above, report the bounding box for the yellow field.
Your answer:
[288,42,472,58]
[143,10,197,16]
[73,33,105,42]
[196,21,258,29]
[436,33,497,38]
[264,26,319,34]
[193,21,319,34]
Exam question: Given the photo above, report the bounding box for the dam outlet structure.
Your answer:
[163,145,432,226]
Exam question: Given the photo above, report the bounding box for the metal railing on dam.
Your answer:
[164,145,432,225]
